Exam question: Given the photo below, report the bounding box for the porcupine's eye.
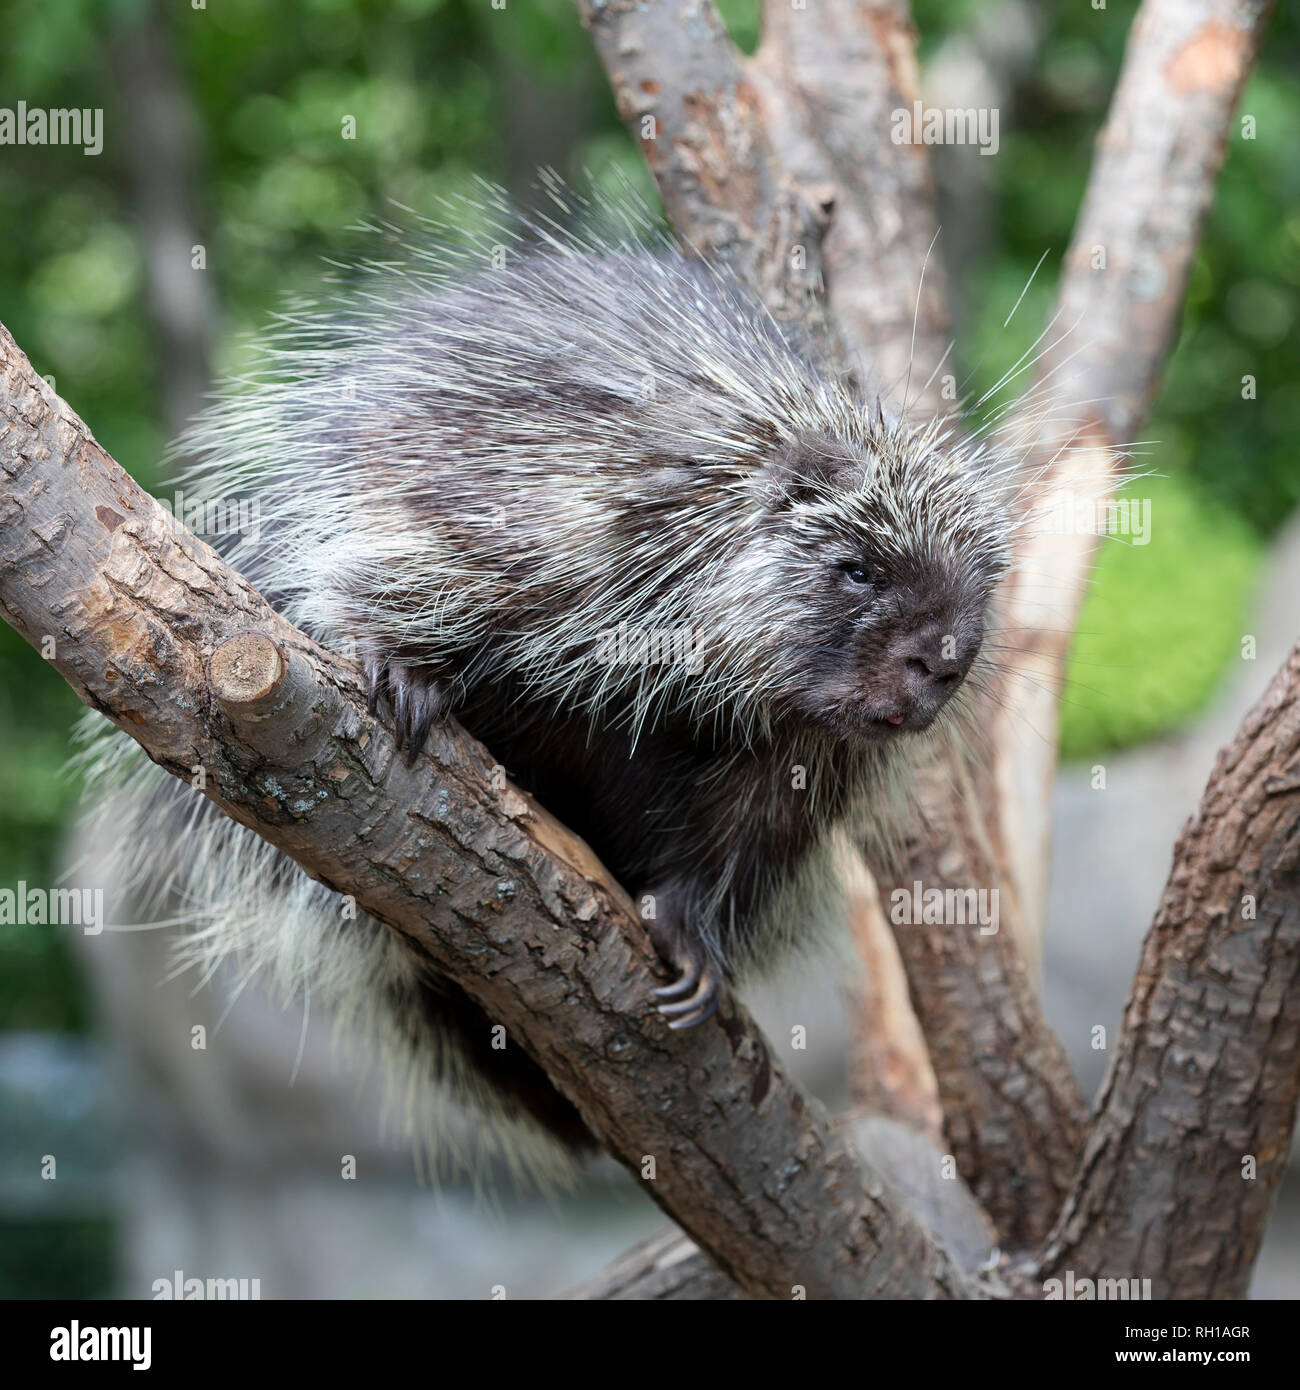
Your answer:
[839,561,873,586]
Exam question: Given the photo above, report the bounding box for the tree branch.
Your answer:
[750,0,951,403]
[568,1113,1001,1298]
[567,1227,743,1301]
[842,839,944,1144]
[572,0,833,338]
[882,748,1087,1247]
[1039,642,1300,1298]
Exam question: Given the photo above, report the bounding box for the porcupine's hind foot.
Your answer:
[364,652,457,766]
[646,908,720,1030]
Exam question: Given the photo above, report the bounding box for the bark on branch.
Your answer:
[573,0,834,339]
[1040,643,1300,1299]
[0,322,982,1301]
[880,748,1086,1246]
[751,0,952,401]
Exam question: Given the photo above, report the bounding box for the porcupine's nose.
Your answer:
[904,649,962,689]
[898,620,975,707]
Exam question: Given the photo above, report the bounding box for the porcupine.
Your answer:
[78,189,1011,1174]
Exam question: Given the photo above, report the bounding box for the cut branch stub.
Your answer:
[206,631,329,762]
[208,631,287,707]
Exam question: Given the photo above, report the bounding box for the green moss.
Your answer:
[1058,472,1263,759]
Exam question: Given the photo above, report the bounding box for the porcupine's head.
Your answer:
[725,408,1010,747]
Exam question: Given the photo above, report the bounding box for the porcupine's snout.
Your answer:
[876,613,982,731]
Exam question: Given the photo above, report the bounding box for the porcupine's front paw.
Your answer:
[645,910,719,1030]
[363,653,454,766]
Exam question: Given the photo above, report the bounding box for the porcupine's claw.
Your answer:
[363,654,450,767]
[649,932,719,1029]
[652,955,701,1000]
[657,968,718,1030]
[365,655,384,717]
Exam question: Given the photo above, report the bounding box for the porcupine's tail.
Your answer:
[72,716,596,1184]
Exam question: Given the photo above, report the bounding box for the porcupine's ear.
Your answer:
[759,432,866,510]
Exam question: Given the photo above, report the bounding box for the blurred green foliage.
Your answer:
[0,1218,115,1298]
[1060,472,1262,756]
[0,0,1296,1040]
